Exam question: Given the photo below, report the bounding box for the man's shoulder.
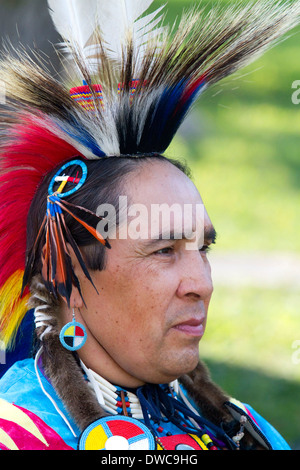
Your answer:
[224,398,291,450]
[0,396,74,450]
[179,385,290,450]
[0,359,76,450]
[0,358,37,397]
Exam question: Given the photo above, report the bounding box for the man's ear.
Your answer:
[40,243,84,309]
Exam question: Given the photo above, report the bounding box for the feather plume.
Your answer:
[46,0,300,155]
[1,1,300,159]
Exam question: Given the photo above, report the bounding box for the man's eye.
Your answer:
[154,246,174,255]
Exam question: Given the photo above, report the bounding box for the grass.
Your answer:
[202,285,300,382]
[162,0,300,448]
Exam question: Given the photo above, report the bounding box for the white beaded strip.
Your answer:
[81,361,178,421]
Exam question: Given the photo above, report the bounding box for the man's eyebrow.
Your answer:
[141,225,217,247]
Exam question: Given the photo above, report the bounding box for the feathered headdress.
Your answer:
[1,0,300,349]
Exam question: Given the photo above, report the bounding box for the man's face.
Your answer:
[77,161,215,387]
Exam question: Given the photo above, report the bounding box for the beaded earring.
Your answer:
[59,308,87,352]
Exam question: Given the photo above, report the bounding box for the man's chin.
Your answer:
[164,352,201,382]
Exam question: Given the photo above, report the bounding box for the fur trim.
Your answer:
[29,276,107,431]
[180,361,232,425]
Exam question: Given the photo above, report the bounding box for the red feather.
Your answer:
[0,113,81,293]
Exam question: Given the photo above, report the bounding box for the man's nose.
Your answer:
[176,250,213,300]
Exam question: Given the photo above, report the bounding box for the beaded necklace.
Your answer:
[80,362,237,450]
[80,361,177,419]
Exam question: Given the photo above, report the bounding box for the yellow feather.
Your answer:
[0,270,30,350]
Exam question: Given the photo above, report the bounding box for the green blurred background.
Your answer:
[165,0,300,449]
[0,0,299,449]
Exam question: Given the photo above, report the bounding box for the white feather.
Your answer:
[96,0,165,60]
[48,0,100,73]
[48,0,166,75]
[48,0,98,49]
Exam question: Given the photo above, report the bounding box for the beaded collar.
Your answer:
[80,361,179,420]
[34,349,243,450]
[79,362,240,450]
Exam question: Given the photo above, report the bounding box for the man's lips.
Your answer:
[172,317,205,338]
